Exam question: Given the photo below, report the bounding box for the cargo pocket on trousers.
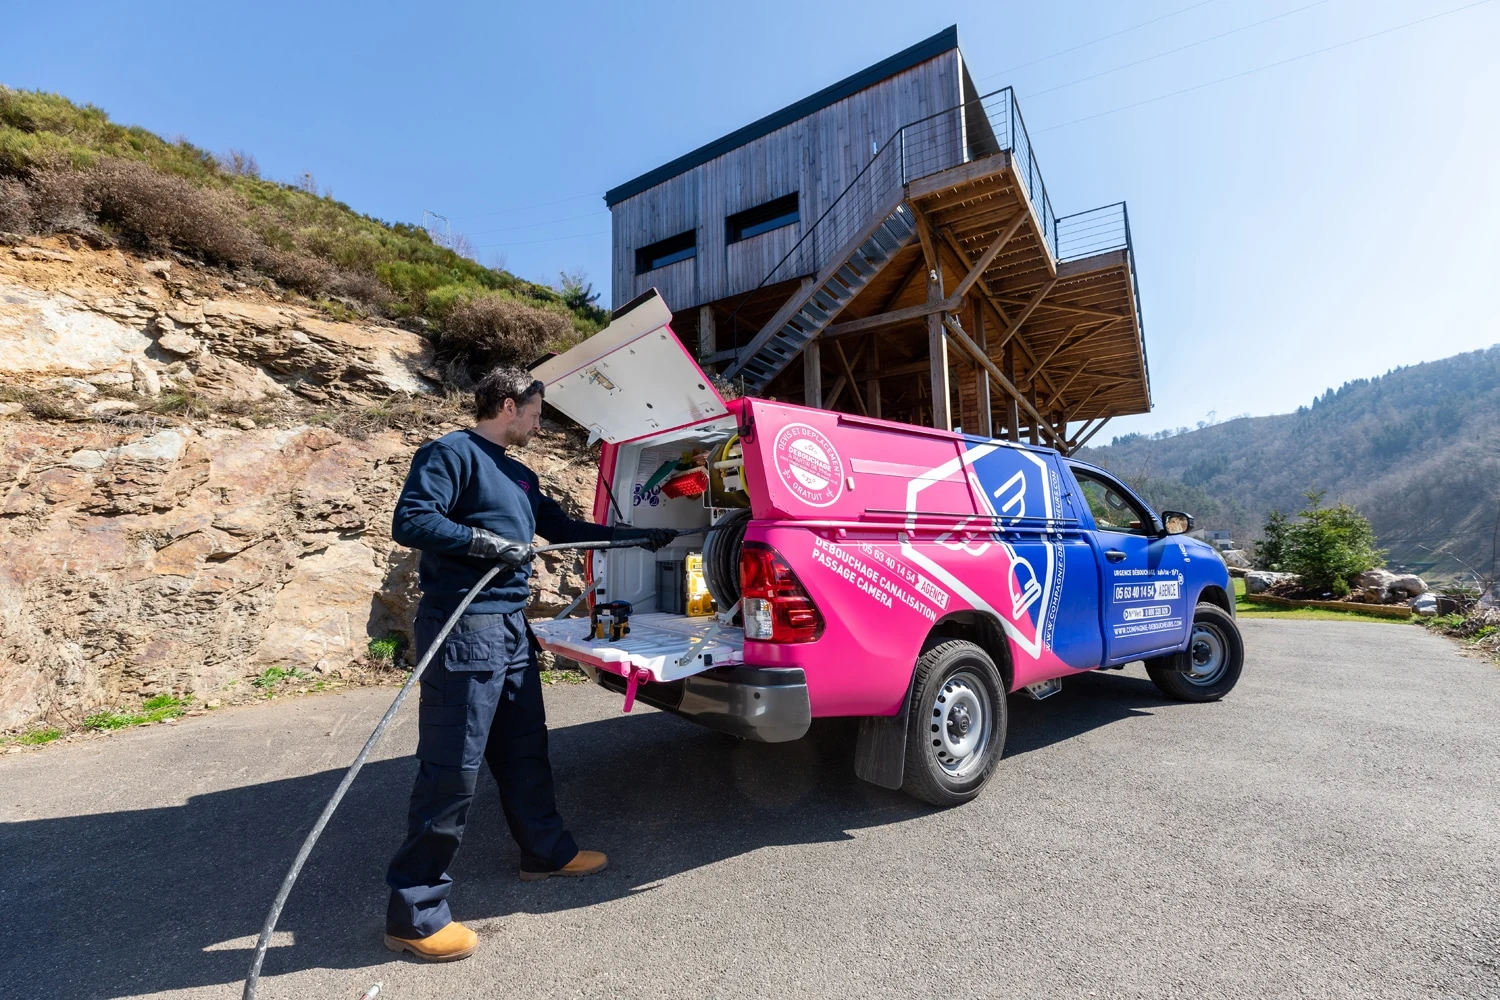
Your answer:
[416,638,499,767]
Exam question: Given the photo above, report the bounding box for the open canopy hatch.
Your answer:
[531,290,727,445]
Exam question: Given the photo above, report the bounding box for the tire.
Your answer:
[899,640,1007,807]
[1145,603,1244,702]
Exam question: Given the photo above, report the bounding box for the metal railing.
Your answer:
[725,85,1134,363]
[1056,203,1129,261]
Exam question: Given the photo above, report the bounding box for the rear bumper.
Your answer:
[586,664,811,743]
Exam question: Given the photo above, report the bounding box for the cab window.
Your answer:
[1071,467,1156,536]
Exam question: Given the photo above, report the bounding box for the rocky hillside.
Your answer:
[0,238,599,733]
[1082,347,1500,581]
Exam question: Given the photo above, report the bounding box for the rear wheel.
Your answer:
[900,641,1007,807]
[1145,603,1244,702]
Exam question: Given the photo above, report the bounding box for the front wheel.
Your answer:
[900,640,1007,807]
[1145,603,1244,702]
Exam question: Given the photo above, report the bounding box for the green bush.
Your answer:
[368,632,406,661]
[1277,491,1384,596]
[1253,509,1290,570]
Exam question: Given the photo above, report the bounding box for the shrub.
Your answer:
[0,177,33,231]
[88,158,255,264]
[1280,490,1383,596]
[436,293,577,386]
[26,163,91,231]
[1253,509,1290,570]
[368,632,405,661]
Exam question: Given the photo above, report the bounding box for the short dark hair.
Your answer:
[474,367,544,421]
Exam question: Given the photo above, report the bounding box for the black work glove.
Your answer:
[615,526,678,552]
[467,527,534,566]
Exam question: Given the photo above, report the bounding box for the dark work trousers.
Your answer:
[385,609,578,938]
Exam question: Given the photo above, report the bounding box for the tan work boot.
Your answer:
[382,920,478,962]
[519,849,608,881]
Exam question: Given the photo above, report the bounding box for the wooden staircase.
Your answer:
[726,201,916,395]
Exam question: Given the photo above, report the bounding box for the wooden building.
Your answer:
[604,26,1149,452]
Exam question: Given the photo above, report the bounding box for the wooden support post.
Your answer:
[1027,382,1040,445]
[972,302,991,438]
[927,257,950,431]
[992,278,1058,353]
[1073,417,1111,451]
[1066,418,1099,455]
[946,212,1027,305]
[928,314,950,431]
[865,336,881,419]
[1004,340,1020,441]
[940,315,1066,449]
[803,338,822,409]
[697,305,716,360]
[832,340,866,415]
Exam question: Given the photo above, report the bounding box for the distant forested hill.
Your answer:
[1080,346,1500,581]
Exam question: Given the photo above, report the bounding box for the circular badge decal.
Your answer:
[772,422,845,507]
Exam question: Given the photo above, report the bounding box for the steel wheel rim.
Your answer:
[929,669,991,777]
[1185,622,1229,685]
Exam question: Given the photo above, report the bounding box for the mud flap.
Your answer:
[854,685,911,790]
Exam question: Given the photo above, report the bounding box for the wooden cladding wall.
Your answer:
[611,52,962,311]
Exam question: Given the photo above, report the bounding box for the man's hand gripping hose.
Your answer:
[241,530,690,998]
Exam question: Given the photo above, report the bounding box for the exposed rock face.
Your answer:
[0,239,600,731]
[0,415,597,730]
[1,241,432,404]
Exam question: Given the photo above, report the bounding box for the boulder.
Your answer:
[84,400,140,418]
[11,246,74,263]
[1245,570,1297,594]
[1411,593,1439,616]
[47,377,98,400]
[1354,568,1429,603]
[142,260,172,276]
[1221,548,1252,569]
[156,332,202,356]
[130,357,161,396]
[1390,574,1427,598]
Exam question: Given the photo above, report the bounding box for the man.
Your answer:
[382,366,674,962]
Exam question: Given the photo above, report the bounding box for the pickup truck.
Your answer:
[529,291,1243,806]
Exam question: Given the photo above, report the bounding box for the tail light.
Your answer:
[739,541,824,642]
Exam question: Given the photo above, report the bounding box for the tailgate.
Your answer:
[530,613,745,683]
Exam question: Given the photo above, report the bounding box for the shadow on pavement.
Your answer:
[1,671,1170,998]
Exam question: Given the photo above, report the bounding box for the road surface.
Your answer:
[2,619,1496,999]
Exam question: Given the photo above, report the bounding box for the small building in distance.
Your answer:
[604,26,1149,452]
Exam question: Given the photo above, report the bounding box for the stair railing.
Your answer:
[720,85,1131,381]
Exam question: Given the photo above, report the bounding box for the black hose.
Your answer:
[241,534,670,999]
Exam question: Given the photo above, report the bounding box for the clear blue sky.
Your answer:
[4,0,1496,438]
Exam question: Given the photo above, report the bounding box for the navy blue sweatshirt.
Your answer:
[392,428,614,615]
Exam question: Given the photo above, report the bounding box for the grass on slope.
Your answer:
[0,87,607,377]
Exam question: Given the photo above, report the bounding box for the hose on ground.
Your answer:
[241,531,709,999]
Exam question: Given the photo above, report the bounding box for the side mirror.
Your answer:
[1161,510,1194,535]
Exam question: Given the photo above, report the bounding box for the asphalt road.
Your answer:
[3,619,1497,1000]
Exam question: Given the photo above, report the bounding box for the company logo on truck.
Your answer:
[773,423,845,507]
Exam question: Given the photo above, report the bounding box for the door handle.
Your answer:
[1105,549,1127,563]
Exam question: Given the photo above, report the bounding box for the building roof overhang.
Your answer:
[603,25,959,208]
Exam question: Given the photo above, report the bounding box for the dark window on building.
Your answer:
[635,230,697,274]
[726,193,800,244]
